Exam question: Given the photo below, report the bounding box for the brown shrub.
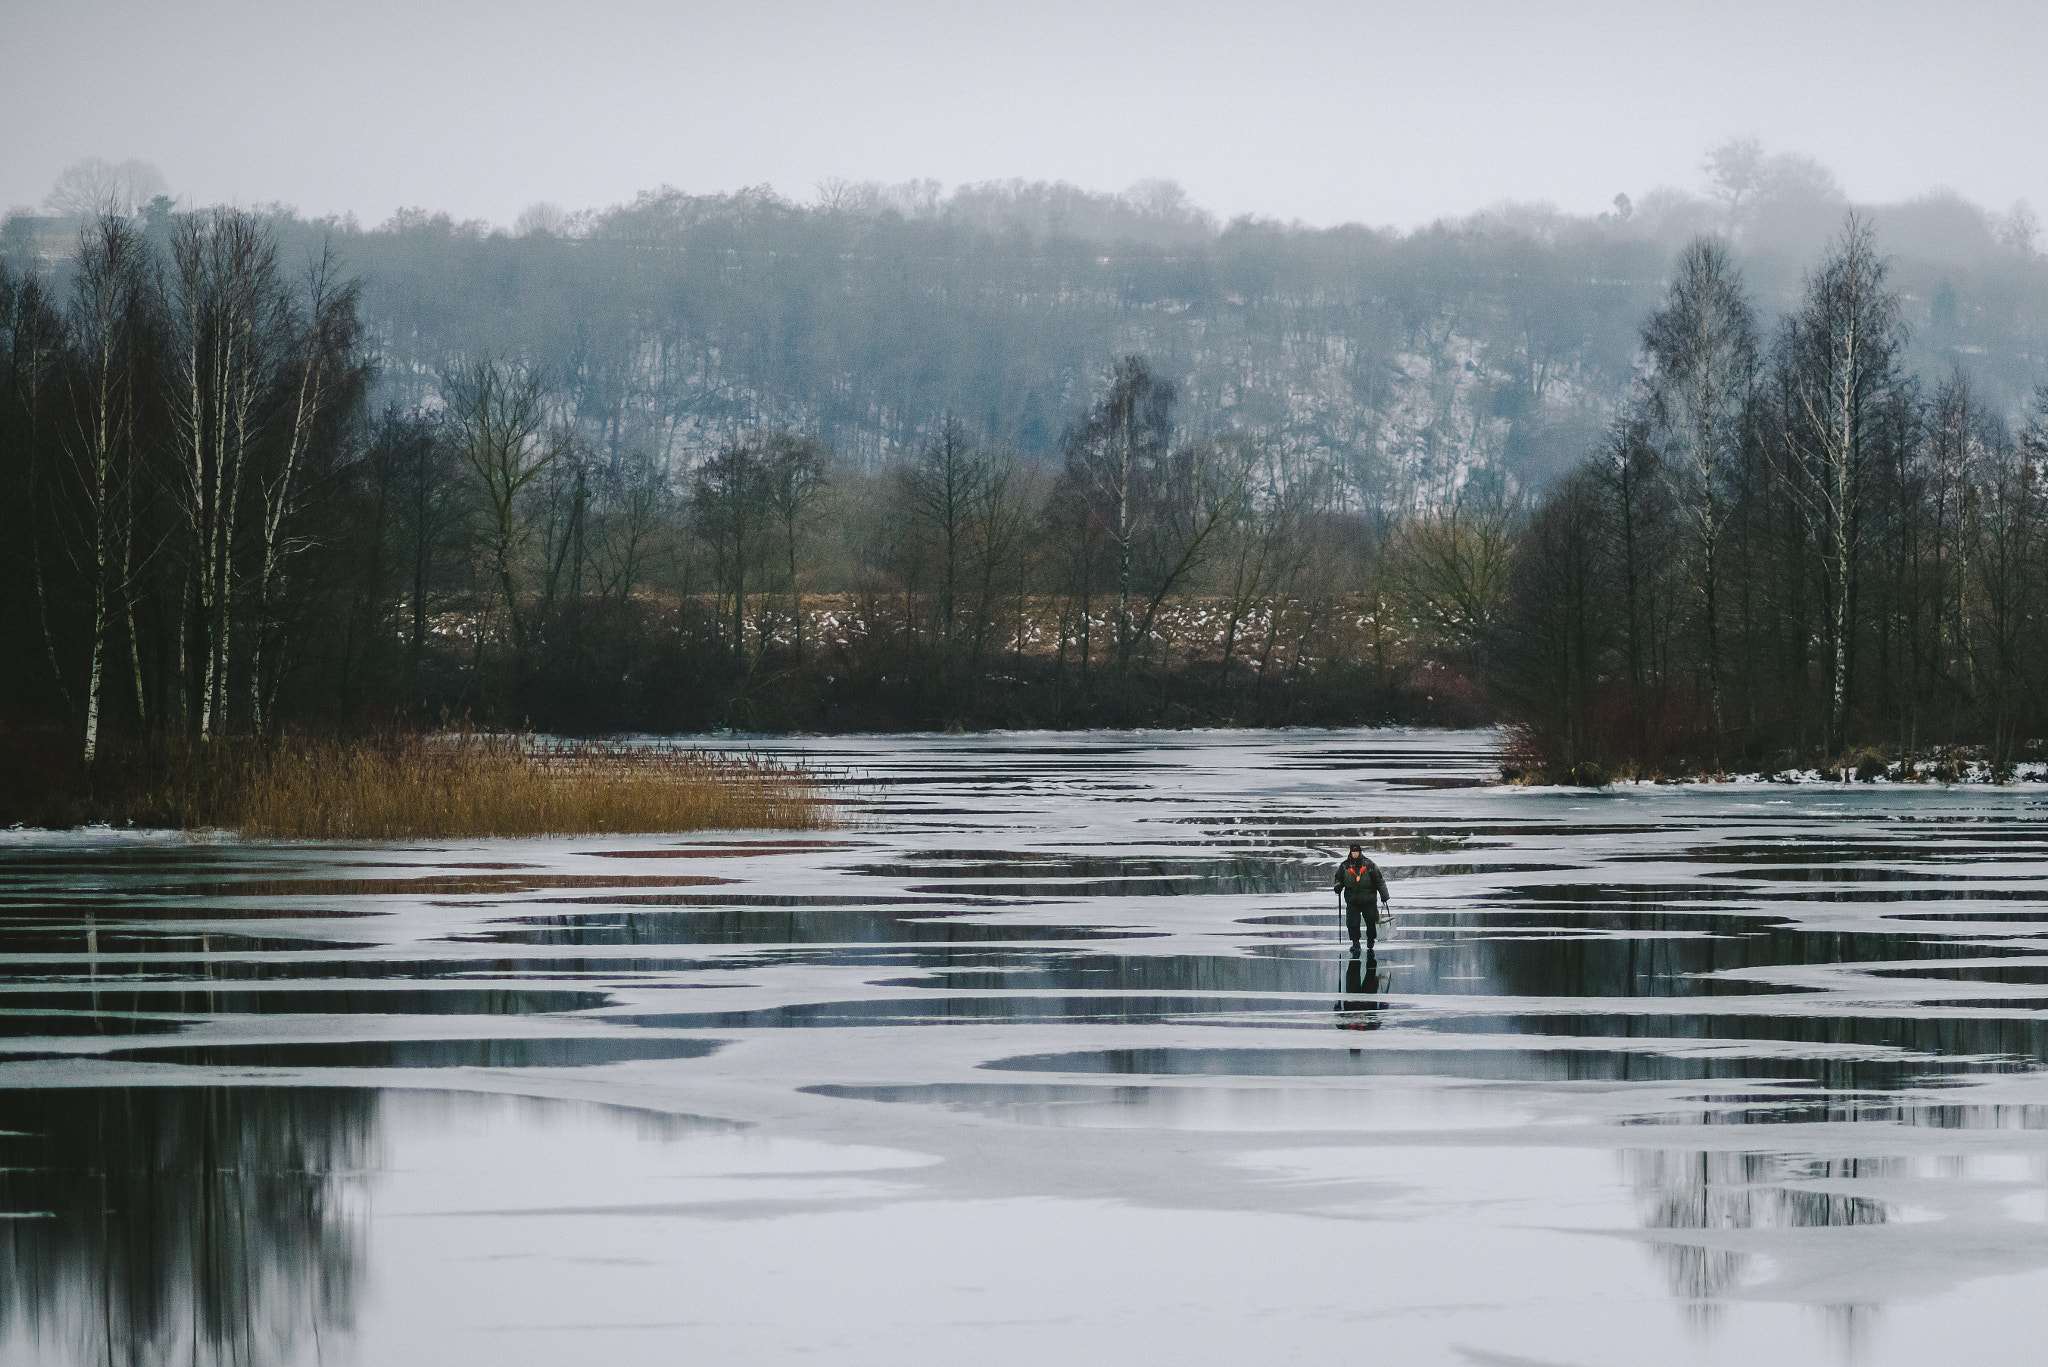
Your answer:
[1498,725,1611,787]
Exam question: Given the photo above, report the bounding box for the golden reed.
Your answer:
[133,735,830,838]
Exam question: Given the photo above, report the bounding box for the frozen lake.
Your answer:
[7,728,2048,1365]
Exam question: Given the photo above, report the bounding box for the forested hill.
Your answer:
[12,155,2045,499]
[10,152,2048,788]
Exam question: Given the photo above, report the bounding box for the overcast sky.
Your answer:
[6,0,2045,229]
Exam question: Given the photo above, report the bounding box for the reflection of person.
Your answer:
[1333,842,1391,960]
[1334,956,1383,1030]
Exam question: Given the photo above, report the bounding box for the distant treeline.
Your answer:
[0,210,1469,754]
[11,144,2048,498]
[1499,223,2047,781]
[3,175,2046,783]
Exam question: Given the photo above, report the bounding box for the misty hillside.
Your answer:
[8,144,2048,767]
[8,144,2047,499]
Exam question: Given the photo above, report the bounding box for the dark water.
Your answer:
[6,729,2048,1364]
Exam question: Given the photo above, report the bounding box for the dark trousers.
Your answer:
[1345,901,1380,950]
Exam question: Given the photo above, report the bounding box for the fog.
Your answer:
[6,0,2048,230]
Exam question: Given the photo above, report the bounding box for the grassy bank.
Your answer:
[3,733,832,837]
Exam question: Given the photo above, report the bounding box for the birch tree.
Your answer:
[162,209,284,738]
[1061,356,1175,671]
[61,217,148,762]
[1777,217,1904,756]
[249,244,365,733]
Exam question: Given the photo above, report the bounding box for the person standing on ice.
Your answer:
[1333,842,1390,960]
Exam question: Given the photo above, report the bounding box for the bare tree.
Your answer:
[961,446,1035,679]
[44,158,168,220]
[1997,202,2041,256]
[448,359,555,664]
[249,243,365,733]
[591,446,668,613]
[342,408,437,704]
[1975,404,2048,774]
[1215,441,1317,691]
[1041,458,1106,704]
[512,202,568,238]
[1061,356,1175,671]
[1642,236,1757,738]
[1922,372,1982,725]
[4,266,73,713]
[61,217,149,762]
[1597,412,1676,767]
[162,208,286,738]
[1703,138,1766,225]
[1397,481,1518,674]
[691,434,772,658]
[1778,216,1905,756]
[762,432,828,655]
[537,433,593,630]
[1497,469,1610,781]
[1120,434,1257,674]
[379,409,455,690]
[904,418,977,648]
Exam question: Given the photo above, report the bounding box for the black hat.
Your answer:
[1348,842,1363,853]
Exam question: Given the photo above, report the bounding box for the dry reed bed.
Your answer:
[209,737,830,839]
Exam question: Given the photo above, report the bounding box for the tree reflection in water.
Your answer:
[1627,1145,1891,1309]
[0,1087,373,1366]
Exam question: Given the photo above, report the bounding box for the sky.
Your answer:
[6,0,2047,230]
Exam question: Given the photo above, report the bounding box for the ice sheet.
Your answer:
[6,727,2048,1364]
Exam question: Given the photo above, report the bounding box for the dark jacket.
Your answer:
[1334,855,1389,908]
